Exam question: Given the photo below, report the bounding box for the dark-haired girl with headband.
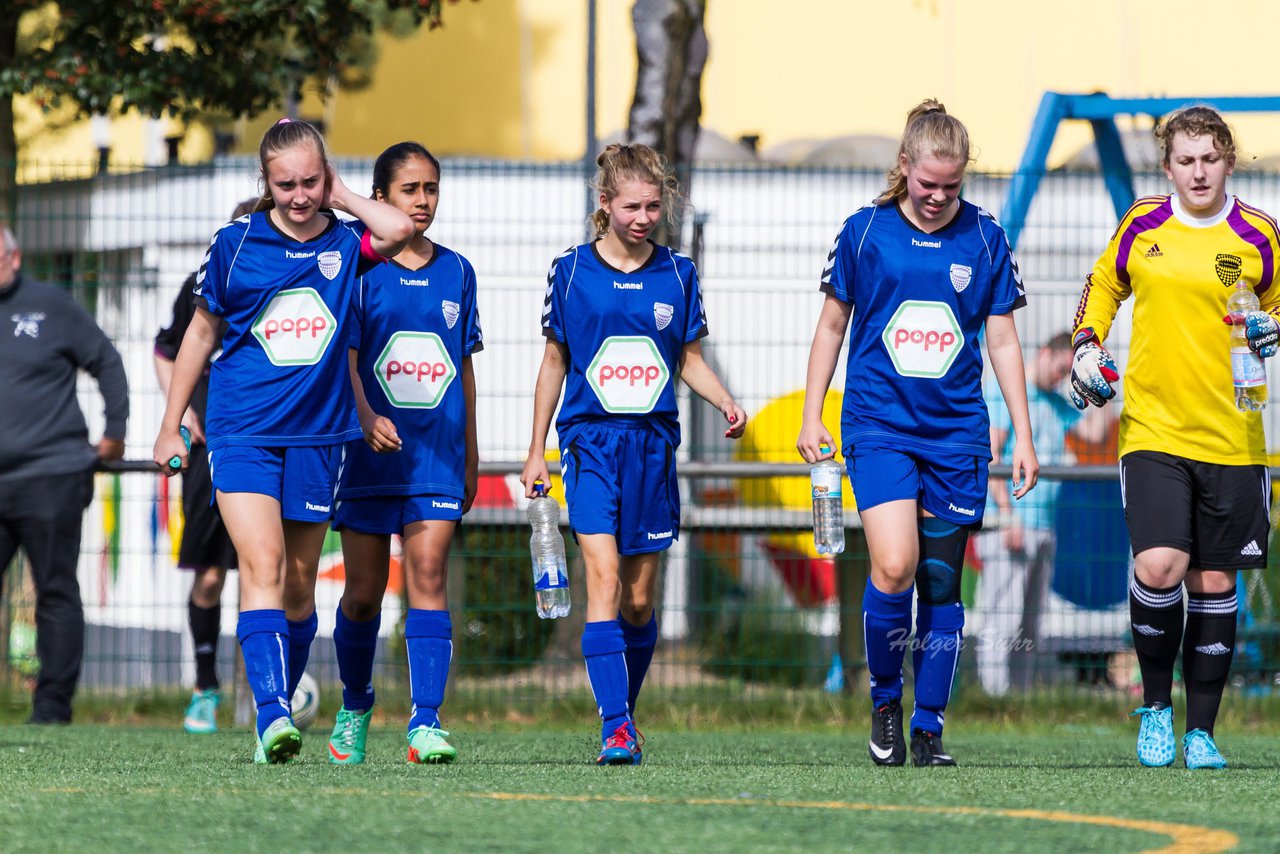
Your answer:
[326,141,482,767]
[153,118,413,764]
[797,99,1037,768]
[521,142,746,765]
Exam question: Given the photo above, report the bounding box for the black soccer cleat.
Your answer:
[910,728,957,767]
[869,700,906,766]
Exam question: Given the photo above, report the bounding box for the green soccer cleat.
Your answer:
[253,716,302,765]
[407,725,457,765]
[328,707,373,765]
[182,689,219,734]
[1183,729,1227,769]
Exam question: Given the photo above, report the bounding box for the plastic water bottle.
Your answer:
[811,445,845,555]
[1229,282,1268,411]
[528,482,571,619]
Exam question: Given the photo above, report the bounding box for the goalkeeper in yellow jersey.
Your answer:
[1070,106,1280,770]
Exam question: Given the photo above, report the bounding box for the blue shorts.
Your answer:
[208,445,342,523]
[848,444,987,527]
[562,423,679,555]
[333,493,463,535]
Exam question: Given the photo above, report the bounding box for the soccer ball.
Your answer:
[291,672,320,731]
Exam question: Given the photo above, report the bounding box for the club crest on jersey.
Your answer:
[949,264,973,293]
[317,250,342,281]
[11,311,44,339]
[1215,253,1242,286]
[653,303,674,331]
[441,300,460,329]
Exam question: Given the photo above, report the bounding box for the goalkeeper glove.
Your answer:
[1069,328,1119,410]
[1244,311,1280,358]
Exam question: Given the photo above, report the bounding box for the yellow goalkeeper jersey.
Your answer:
[1072,193,1280,465]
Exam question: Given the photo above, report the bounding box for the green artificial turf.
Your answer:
[0,726,1274,852]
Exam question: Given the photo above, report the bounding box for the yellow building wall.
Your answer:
[17,0,1280,172]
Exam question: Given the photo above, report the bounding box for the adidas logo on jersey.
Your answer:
[1132,624,1165,637]
[1241,540,1262,556]
[1145,243,1163,258]
[1194,642,1231,656]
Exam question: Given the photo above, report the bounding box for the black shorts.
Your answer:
[179,444,237,571]
[1119,450,1269,570]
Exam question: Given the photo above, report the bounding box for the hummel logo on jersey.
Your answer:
[1132,624,1165,637]
[1145,243,1163,258]
[646,530,673,541]
[431,499,460,509]
[1194,643,1232,655]
[911,237,942,249]
[614,281,643,290]
[947,502,976,517]
[305,501,331,513]
[286,249,316,259]
[1241,540,1262,557]
[400,277,429,287]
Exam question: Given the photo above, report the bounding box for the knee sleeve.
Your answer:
[916,517,971,606]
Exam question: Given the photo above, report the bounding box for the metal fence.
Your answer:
[3,157,1280,716]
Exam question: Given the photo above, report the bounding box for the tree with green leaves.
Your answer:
[0,0,459,213]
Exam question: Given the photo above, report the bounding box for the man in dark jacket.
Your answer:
[0,223,129,724]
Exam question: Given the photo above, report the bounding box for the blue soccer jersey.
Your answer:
[542,241,708,450]
[338,244,484,499]
[196,211,382,450]
[821,200,1026,458]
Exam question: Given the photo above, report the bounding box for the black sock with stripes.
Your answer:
[189,599,221,691]
[1183,589,1237,735]
[1129,578,1185,707]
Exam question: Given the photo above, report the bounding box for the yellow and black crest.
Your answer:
[1215,253,1243,286]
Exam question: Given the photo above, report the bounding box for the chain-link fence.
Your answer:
[3,157,1280,715]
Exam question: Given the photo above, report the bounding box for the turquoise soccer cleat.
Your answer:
[328,707,373,765]
[1182,729,1227,769]
[1130,703,1175,767]
[407,725,458,765]
[182,689,219,735]
[253,716,302,765]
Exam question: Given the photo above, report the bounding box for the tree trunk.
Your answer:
[0,15,18,224]
[627,0,706,251]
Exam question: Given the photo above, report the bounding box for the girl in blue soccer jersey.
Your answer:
[796,100,1038,767]
[325,142,482,766]
[152,119,413,764]
[521,143,747,765]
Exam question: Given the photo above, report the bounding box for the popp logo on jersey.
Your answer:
[251,288,337,366]
[881,300,964,379]
[374,331,457,409]
[587,335,670,413]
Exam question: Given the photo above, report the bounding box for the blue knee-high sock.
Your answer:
[618,612,659,715]
[236,609,291,738]
[405,609,452,731]
[863,582,914,708]
[582,621,631,741]
[911,601,965,736]
[286,611,318,698]
[334,604,381,712]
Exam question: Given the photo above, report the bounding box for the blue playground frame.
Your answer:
[1002,92,1280,249]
